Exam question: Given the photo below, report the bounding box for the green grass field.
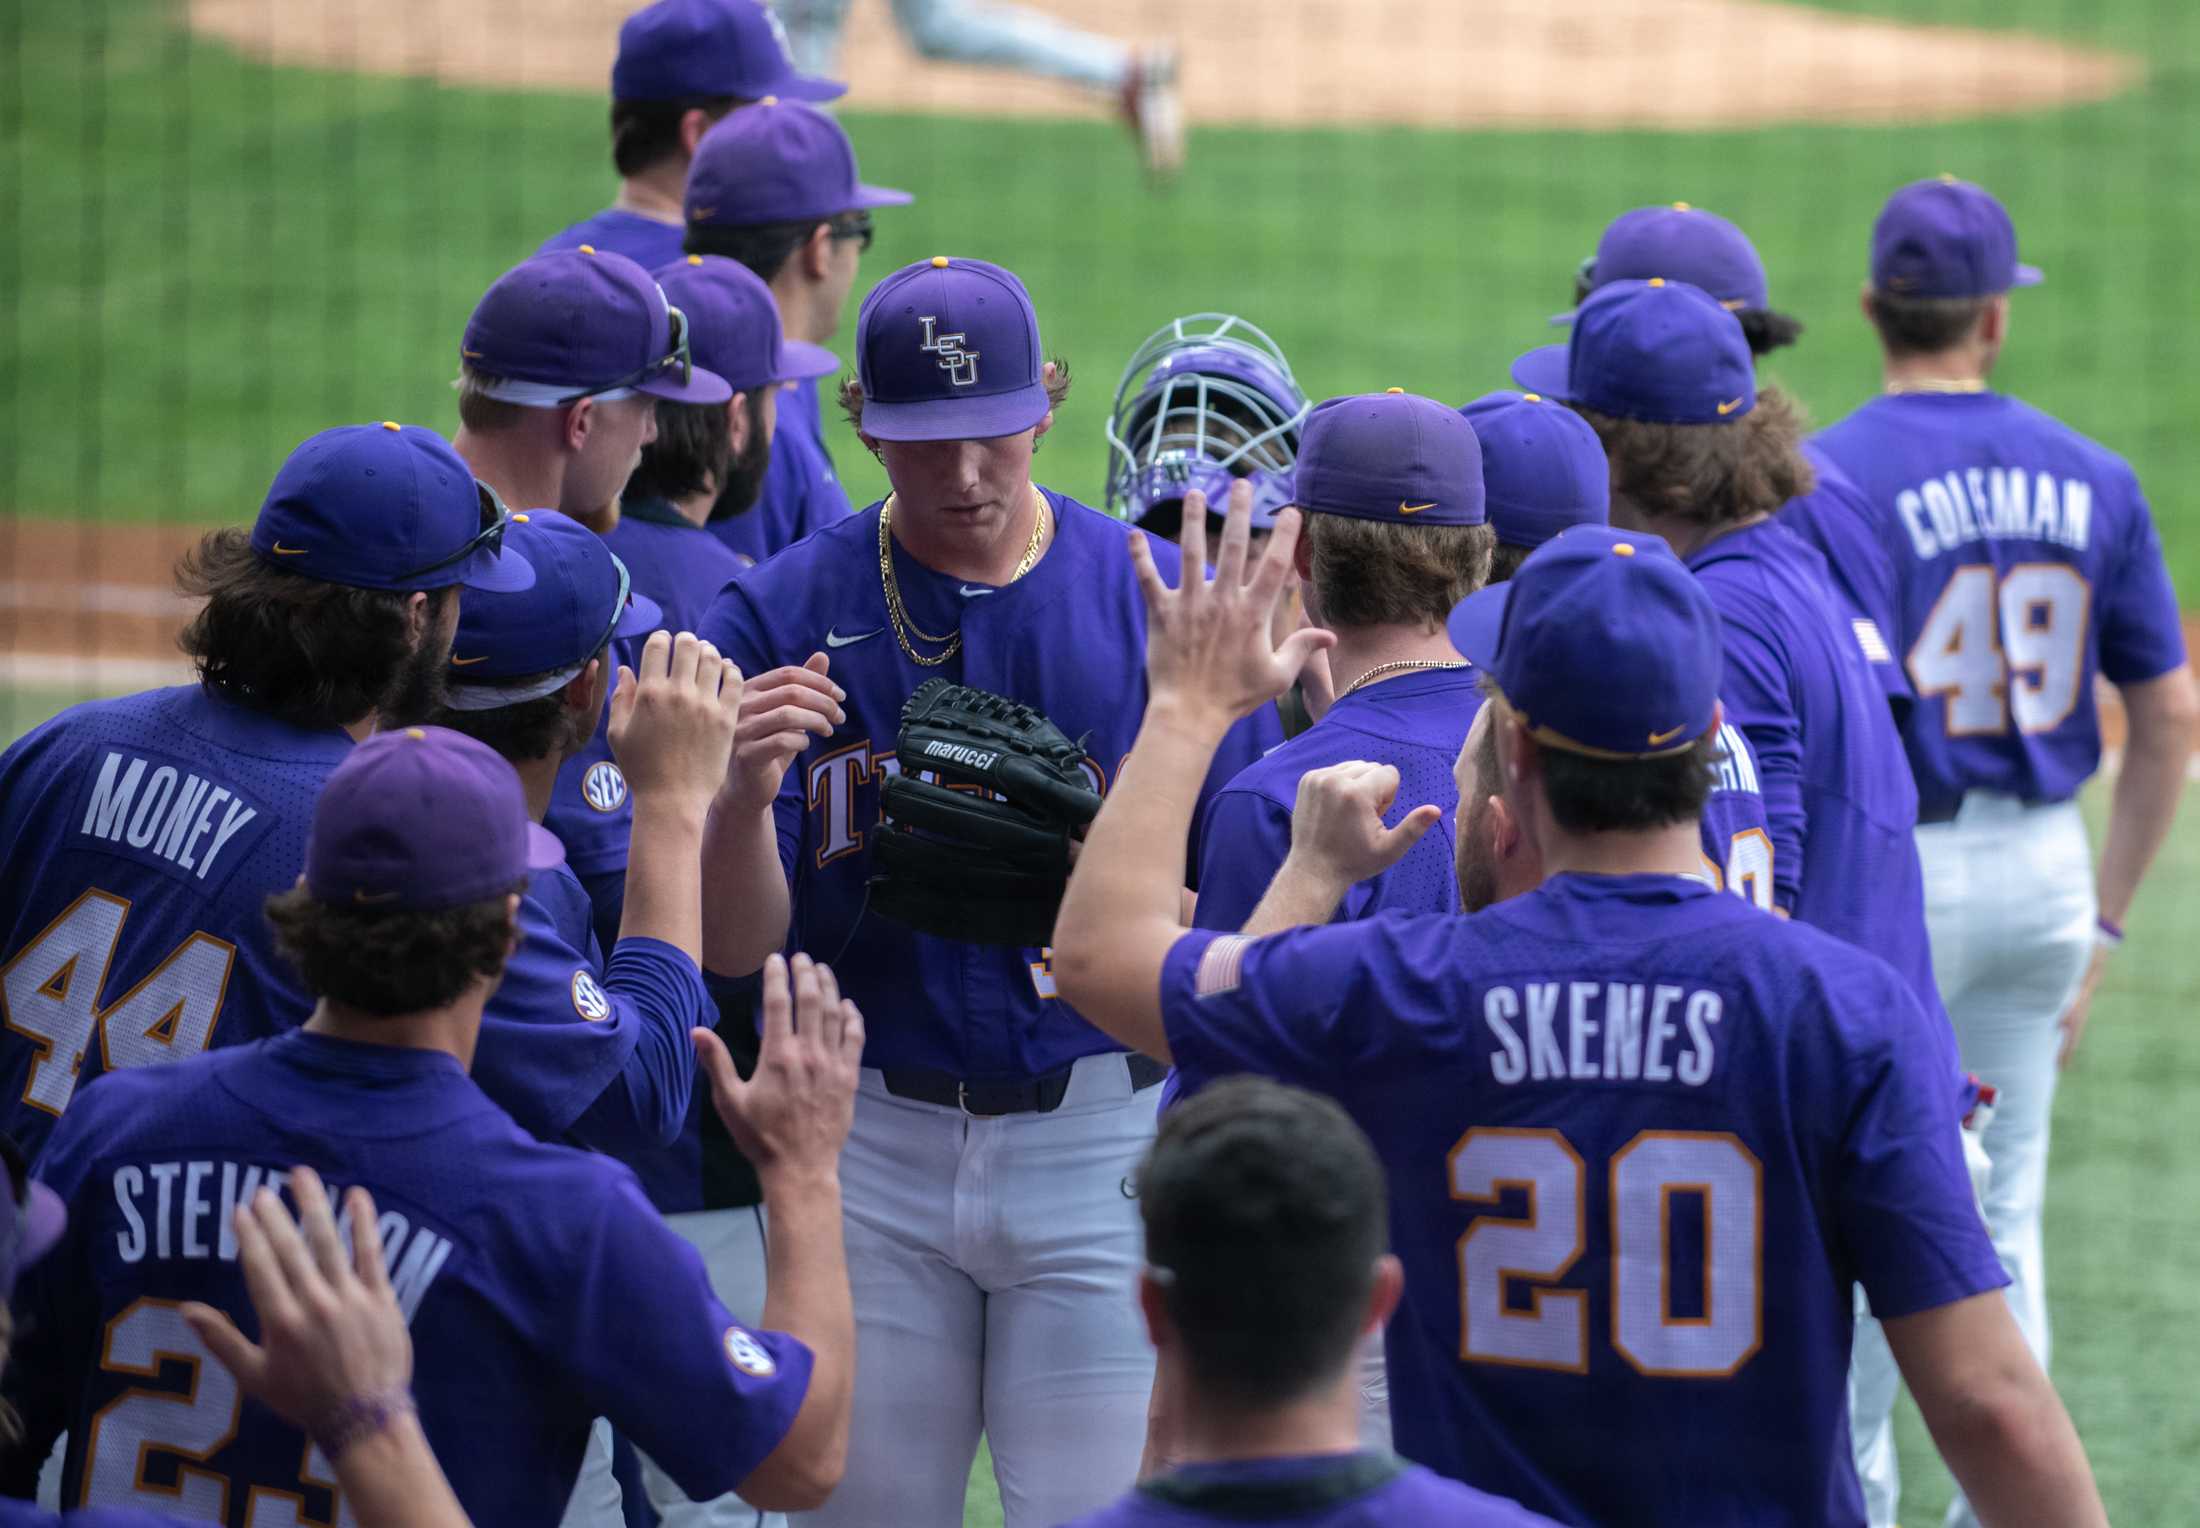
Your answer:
[5,0,2199,1521]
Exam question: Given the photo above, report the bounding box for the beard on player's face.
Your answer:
[378,593,459,729]
[1457,796,1502,915]
[707,426,773,524]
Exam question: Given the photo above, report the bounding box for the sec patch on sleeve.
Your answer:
[724,1325,777,1376]
[571,969,612,1022]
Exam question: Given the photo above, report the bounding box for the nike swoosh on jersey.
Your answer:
[270,543,309,555]
[1398,502,1437,515]
[825,627,883,648]
[1648,723,1687,745]
[959,585,996,598]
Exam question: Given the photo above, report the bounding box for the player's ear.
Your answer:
[800,221,835,280]
[1291,522,1313,580]
[1858,286,1877,327]
[561,397,594,455]
[677,105,716,158]
[1979,295,2009,349]
[564,659,603,718]
[725,390,752,457]
[1487,791,1520,862]
[1362,1253,1404,1337]
[401,590,432,644]
[1135,1268,1174,1352]
[503,892,523,957]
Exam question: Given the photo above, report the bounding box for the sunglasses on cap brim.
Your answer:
[560,304,694,404]
[392,479,516,584]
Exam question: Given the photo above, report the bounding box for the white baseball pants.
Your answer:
[793,1056,1160,1528]
[774,0,1131,91]
[1848,794,2093,1528]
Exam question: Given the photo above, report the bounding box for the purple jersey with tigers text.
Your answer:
[538,208,689,275]
[1061,1452,1563,1528]
[1686,520,1944,1027]
[700,490,1279,1078]
[1814,391,2186,815]
[1160,875,2006,1527]
[4,1030,808,1523]
[712,378,853,567]
[0,688,341,1161]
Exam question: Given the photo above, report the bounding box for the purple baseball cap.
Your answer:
[1554,202,1769,325]
[1457,391,1609,550]
[252,423,535,594]
[443,511,663,705]
[306,726,565,910]
[1447,527,1723,759]
[655,255,838,394]
[0,1133,65,1301]
[1513,279,1756,426]
[462,248,732,408]
[854,256,1048,442]
[686,99,912,230]
[1871,175,2042,298]
[613,0,844,105]
[1292,389,1484,526]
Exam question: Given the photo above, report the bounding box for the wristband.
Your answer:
[307,1387,415,1463]
[2095,917,2124,949]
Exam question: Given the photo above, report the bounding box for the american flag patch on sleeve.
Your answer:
[1852,618,1894,664]
[1195,935,1254,997]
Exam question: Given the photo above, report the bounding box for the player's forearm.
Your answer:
[701,797,792,978]
[1056,699,1228,1058]
[745,1174,852,1511]
[2095,671,2198,926]
[1242,855,1351,936]
[1922,1380,2104,1528]
[333,1412,472,1528]
[618,795,712,965]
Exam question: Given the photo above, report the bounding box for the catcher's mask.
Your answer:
[1104,313,1309,536]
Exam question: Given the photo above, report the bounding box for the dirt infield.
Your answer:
[187,0,2137,132]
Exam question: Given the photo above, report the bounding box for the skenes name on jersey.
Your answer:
[1893,467,2092,560]
[76,747,267,885]
[1484,980,1725,1088]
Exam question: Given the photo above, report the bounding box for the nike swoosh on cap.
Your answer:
[270,543,309,555]
[450,654,491,666]
[1715,398,1744,416]
[1648,724,1687,746]
[825,627,883,648]
[1398,502,1436,515]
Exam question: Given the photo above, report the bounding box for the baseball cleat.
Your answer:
[1121,46,1184,179]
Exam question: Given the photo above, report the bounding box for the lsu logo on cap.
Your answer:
[582,761,628,815]
[724,1325,777,1377]
[571,970,612,1022]
[917,316,980,388]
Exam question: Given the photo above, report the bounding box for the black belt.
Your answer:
[1916,793,2069,827]
[882,1054,1168,1117]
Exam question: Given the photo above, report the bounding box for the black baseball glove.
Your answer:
[868,679,1104,947]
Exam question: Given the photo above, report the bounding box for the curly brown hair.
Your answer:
[266,884,519,1016]
[1302,514,1495,631]
[176,529,454,731]
[1575,386,1814,528]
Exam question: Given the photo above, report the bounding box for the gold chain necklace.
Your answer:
[1337,659,1468,699]
[877,486,1050,666]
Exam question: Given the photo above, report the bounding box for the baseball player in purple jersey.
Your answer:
[1555,203,1911,713]
[1457,390,1776,906]
[1814,176,2199,1528]
[1511,280,1948,1032]
[453,245,733,955]
[2,726,860,1523]
[0,1145,474,1527]
[1060,1078,1561,1528]
[615,255,838,617]
[0,425,530,1165]
[1052,501,2107,1528]
[540,0,844,273]
[683,99,911,566]
[695,255,1278,1527]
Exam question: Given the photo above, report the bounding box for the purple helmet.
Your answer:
[1104,313,1309,534]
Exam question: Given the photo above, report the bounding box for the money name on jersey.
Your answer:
[111,1159,455,1322]
[1895,469,2092,561]
[1482,981,1723,1087]
[78,750,261,882]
